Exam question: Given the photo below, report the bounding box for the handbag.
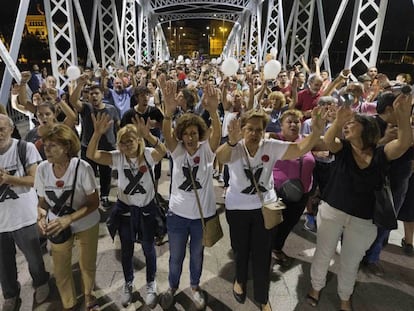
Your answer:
[47,159,80,244]
[373,172,397,230]
[242,144,286,229]
[277,157,304,203]
[187,160,223,247]
[144,156,168,243]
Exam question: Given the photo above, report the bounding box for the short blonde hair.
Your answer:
[42,124,80,157]
[116,124,145,157]
[240,109,270,129]
[280,109,303,123]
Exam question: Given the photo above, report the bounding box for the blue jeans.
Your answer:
[0,224,49,299]
[166,211,204,289]
[118,203,157,284]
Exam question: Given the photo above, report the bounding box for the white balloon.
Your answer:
[221,57,239,76]
[177,55,184,62]
[66,65,81,80]
[270,47,277,58]
[263,60,281,80]
[185,58,191,65]
[216,57,222,64]
[211,58,217,65]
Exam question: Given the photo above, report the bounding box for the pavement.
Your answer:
[1,158,414,311]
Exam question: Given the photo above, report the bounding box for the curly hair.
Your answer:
[240,109,270,130]
[280,109,304,123]
[268,91,286,106]
[175,113,208,141]
[42,124,80,157]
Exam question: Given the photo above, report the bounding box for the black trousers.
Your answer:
[81,146,112,197]
[272,193,309,251]
[226,208,271,304]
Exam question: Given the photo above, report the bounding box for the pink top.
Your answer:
[272,134,316,193]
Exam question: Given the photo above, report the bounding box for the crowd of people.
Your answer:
[0,55,413,311]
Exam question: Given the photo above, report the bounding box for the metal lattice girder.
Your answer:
[98,0,119,69]
[124,0,139,64]
[150,0,250,10]
[43,0,78,89]
[0,0,29,106]
[240,17,250,64]
[248,12,259,65]
[345,0,389,72]
[73,0,99,69]
[156,13,239,23]
[154,23,170,61]
[137,1,151,64]
[263,0,284,61]
[86,0,99,68]
[289,0,316,67]
[222,20,240,59]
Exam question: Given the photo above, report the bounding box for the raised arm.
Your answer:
[323,105,353,153]
[384,93,413,160]
[322,69,350,96]
[202,84,221,151]
[132,115,167,163]
[69,74,89,112]
[159,74,179,152]
[86,113,114,166]
[216,118,242,164]
[282,106,327,160]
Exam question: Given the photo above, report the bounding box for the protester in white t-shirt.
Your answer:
[0,115,50,310]
[159,80,221,310]
[35,124,100,311]
[86,113,167,308]
[216,108,325,311]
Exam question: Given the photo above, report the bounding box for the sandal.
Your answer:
[85,295,99,311]
[339,297,353,311]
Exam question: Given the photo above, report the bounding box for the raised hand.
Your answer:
[311,106,328,134]
[132,115,151,139]
[227,118,242,145]
[335,104,354,128]
[202,84,219,113]
[91,112,113,136]
[77,73,90,85]
[393,92,413,120]
[20,71,32,84]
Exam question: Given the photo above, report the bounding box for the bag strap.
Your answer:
[186,159,206,230]
[52,159,81,217]
[17,140,27,175]
[143,153,161,206]
[241,143,265,205]
[298,156,303,179]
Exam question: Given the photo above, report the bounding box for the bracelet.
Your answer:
[153,137,160,148]
[227,140,238,147]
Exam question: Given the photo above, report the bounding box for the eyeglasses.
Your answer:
[119,139,135,146]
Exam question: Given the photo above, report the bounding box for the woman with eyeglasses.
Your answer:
[158,79,221,311]
[86,113,167,308]
[216,108,325,311]
[35,124,100,311]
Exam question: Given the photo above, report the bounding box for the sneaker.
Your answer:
[304,213,317,233]
[401,238,414,256]
[218,174,224,183]
[364,262,385,277]
[2,296,21,311]
[192,288,206,310]
[34,281,50,304]
[121,281,133,307]
[145,281,158,309]
[100,196,112,210]
[212,169,219,178]
[159,288,176,310]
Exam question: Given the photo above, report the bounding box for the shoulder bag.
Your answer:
[373,170,397,230]
[144,155,168,243]
[187,159,223,247]
[277,157,305,203]
[47,159,80,244]
[242,144,286,229]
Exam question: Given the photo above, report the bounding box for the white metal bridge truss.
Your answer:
[0,0,408,102]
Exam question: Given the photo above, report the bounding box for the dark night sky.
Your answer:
[1,0,414,61]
